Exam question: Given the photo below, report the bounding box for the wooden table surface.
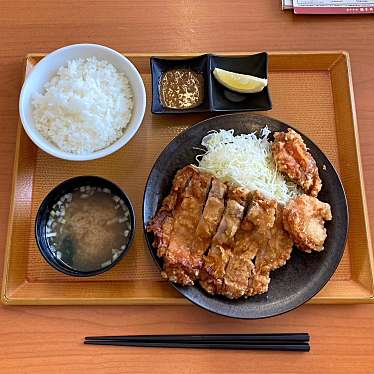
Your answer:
[1,1,374,372]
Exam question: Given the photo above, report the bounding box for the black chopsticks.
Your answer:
[84,333,310,352]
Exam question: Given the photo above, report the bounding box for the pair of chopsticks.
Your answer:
[84,333,310,351]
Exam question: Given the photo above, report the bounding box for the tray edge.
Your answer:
[330,51,374,297]
[1,57,29,305]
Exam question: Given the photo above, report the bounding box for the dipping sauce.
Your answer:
[46,185,131,272]
[159,68,204,109]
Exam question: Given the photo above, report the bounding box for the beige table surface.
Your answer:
[1,1,374,373]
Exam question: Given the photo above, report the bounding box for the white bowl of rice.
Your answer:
[19,44,146,161]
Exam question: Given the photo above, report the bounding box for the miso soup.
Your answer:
[46,185,131,272]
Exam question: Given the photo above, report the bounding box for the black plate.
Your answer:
[150,53,272,114]
[143,113,348,319]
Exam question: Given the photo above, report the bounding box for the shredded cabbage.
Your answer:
[196,128,300,204]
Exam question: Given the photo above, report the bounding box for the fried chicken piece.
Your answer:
[213,186,250,246]
[245,191,277,235]
[220,222,255,299]
[222,191,278,299]
[199,245,232,295]
[191,178,227,271]
[267,206,294,268]
[149,165,213,286]
[163,167,213,285]
[272,128,322,197]
[150,162,329,299]
[221,251,255,299]
[199,186,250,295]
[247,205,293,296]
[283,194,332,253]
[147,166,194,257]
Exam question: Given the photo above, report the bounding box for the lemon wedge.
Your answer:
[213,68,267,94]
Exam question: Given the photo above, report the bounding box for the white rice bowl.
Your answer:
[19,44,146,161]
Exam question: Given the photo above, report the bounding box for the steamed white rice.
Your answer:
[32,57,133,154]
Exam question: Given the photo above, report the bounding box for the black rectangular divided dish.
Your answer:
[150,52,272,114]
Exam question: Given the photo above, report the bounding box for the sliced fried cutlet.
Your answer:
[246,204,293,297]
[222,191,277,299]
[199,186,250,295]
[162,166,213,285]
[190,178,227,271]
[147,165,194,257]
[221,208,256,299]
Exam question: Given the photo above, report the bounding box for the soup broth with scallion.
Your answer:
[46,186,131,272]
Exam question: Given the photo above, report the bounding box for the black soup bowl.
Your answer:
[35,176,135,277]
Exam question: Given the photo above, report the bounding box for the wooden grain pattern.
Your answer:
[1,1,374,372]
[3,52,372,305]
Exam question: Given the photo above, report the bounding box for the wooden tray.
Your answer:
[2,52,374,305]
